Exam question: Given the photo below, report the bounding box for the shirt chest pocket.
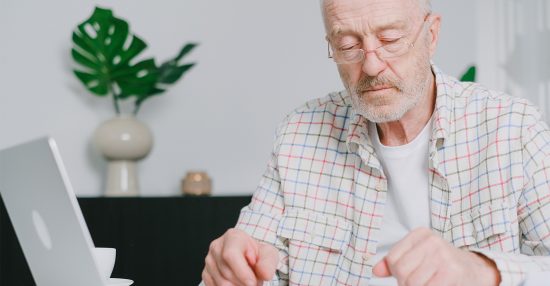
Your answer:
[277,209,351,285]
[449,202,516,252]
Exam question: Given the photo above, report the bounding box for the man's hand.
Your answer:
[202,228,279,286]
[373,228,501,286]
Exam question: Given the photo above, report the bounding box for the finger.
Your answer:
[222,234,259,285]
[215,242,241,283]
[403,249,439,286]
[202,269,215,286]
[206,254,233,286]
[388,234,438,281]
[216,257,238,282]
[208,239,237,282]
[253,243,279,281]
[425,270,448,286]
[245,246,258,266]
[386,228,433,265]
[219,248,258,285]
[373,258,391,277]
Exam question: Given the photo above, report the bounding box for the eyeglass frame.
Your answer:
[327,13,432,64]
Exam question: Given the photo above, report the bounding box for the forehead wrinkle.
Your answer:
[324,0,421,36]
[329,16,366,37]
[328,13,412,39]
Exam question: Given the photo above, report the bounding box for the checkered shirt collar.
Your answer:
[345,64,455,155]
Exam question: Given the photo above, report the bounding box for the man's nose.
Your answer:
[361,49,387,77]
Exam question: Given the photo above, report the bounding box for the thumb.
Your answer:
[245,246,258,266]
[252,243,279,281]
[372,257,392,277]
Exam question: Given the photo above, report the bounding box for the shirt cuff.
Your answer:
[469,248,542,286]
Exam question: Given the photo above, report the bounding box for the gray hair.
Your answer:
[320,0,432,15]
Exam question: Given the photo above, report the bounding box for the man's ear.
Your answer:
[427,14,441,58]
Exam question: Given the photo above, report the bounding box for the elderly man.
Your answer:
[202,0,550,285]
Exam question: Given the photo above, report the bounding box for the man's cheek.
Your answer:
[338,67,360,91]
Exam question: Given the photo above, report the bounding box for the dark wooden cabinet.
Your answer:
[0,196,252,286]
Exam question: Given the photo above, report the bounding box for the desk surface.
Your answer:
[0,196,252,286]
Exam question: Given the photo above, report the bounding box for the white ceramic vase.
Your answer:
[93,115,153,197]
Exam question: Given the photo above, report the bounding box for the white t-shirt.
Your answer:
[367,118,432,285]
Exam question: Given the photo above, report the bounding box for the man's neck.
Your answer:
[376,73,436,147]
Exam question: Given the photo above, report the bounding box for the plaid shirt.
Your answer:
[235,65,550,286]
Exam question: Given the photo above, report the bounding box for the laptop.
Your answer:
[0,137,125,286]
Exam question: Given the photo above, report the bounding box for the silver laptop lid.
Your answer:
[0,137,106,286]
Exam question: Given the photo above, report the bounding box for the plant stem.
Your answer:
[133,103,141,116]
[109,84,121,115]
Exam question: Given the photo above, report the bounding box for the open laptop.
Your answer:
[0,137,126,286]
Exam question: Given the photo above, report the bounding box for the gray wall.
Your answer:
[0,0,476,196]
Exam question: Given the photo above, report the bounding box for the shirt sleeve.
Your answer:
[234,118,290,285]
[473,104,550,286]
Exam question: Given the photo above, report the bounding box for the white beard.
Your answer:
[345,45,432,123]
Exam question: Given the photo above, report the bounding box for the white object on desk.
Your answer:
[0,137,131,286]
[108,278,134,286]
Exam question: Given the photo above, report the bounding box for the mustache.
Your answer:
[354,75,403,93]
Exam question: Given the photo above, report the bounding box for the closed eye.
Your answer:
[339,43,360,51]
[380,38,401,44]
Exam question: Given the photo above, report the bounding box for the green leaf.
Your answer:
[116,59,160,98]
[131,42,197,110]
[72,7,199,115]
[115,35,147,67]
[71,48,100,71]
[71,6,157,99]
[174,43,198,62]
[74,70,109,95]
[153,43,197,86]
[158,63,195,84]
[460,65,476,82]
[135,87,165,107]
[103,19,129,61]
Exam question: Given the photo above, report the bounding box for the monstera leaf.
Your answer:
[134,43,198,109]
[72,7,158,111]
[72,6,197,115]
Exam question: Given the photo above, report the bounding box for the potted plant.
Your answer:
[71,6,197,196]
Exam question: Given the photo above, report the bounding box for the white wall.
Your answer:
[0,0,476,197]
[477,0,550,121]
[432,0,477,78]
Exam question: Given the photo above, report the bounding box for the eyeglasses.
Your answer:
[328,13,431,64]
